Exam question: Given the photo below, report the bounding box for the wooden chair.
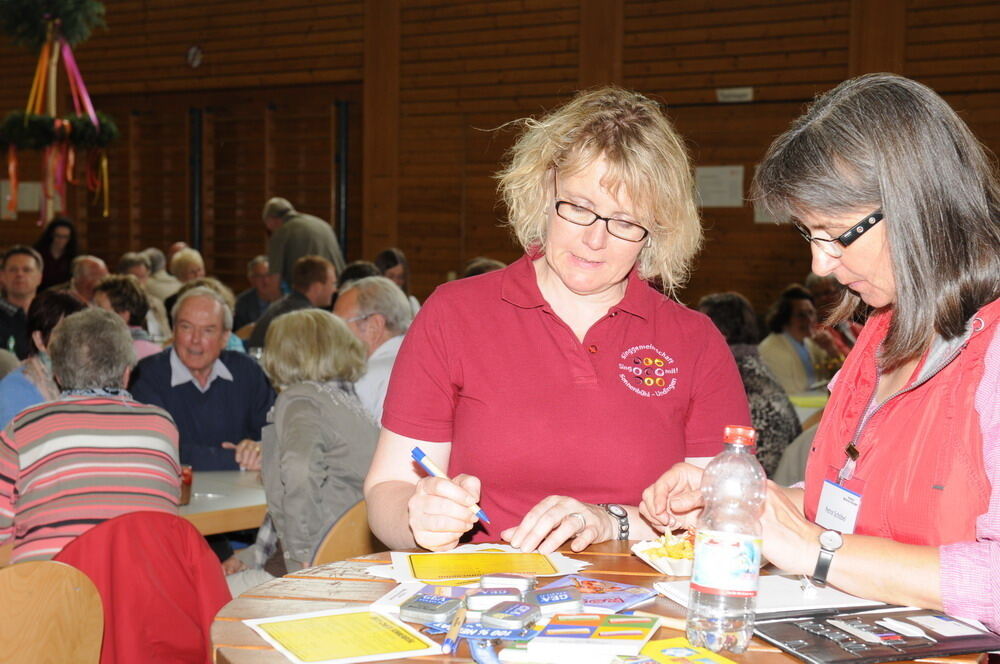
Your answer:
[311,500,387,565]
[0,560,104,664]
[235,322,255,340]
[801,405,826,431]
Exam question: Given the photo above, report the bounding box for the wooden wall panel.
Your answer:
[624,0,850,105]
[70,1,363,93]
[64,84,361,289]
[669,103,816,313]
[0,1,364,294]
[623,1,851,312]
[396,0,580,295]
[906,0,1000,92]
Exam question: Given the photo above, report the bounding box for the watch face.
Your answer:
[606,504,627,518]
[819,530,843,550]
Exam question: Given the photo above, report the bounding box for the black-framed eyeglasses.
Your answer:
[552,168,649,243]
[794,210,883,258]
[553,202,649,243]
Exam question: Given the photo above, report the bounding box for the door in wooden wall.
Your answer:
[72,83,362,290]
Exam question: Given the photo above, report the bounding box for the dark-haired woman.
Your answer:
[759,284,840,393]
[374,247,420,315]
[643,74,1000,630]
[33,217,78,291]
[0,291,86,427]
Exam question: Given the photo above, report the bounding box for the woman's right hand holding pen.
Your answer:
[408,473,483,551]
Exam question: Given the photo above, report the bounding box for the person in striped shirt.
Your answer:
[0,308,180,563]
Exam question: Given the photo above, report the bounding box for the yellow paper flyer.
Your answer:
[638,637,737,663]
[370,544,590,583]
[245,608,440,664]
[408,551,557,580]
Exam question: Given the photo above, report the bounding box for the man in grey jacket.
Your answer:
[263,197,345,286]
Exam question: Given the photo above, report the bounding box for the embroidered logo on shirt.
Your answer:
[618,344,678,397]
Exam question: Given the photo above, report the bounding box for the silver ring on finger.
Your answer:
[567,512,586,532]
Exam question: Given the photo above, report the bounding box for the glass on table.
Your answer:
[180,464,193,506]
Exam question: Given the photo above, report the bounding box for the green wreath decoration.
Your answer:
[0,110,118,150]
[0,112,55,150]
[68,111,118,149]
[0,0,106,50]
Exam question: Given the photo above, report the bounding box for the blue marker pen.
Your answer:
[411,446,491,524]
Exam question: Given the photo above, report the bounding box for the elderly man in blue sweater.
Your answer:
[131,287,275,471]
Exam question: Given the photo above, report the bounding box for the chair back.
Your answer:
[0,560,103,664]
[311,500,386,565]
[54,511,230,664]
[801,405,826,431]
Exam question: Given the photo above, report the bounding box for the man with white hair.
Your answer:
[262,197,345,286]
[130,287,275,472]
[333,276,413,423]
[67,255,109,305]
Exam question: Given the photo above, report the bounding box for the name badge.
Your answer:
[816,479,861,533]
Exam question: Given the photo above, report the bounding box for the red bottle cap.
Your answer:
[723,425,758,446]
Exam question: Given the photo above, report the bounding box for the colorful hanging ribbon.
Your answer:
[60,37,99,128]
[5,145,17,214]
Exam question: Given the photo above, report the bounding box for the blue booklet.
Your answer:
[539,574,657,614]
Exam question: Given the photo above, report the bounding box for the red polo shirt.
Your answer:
[382,255,750,540]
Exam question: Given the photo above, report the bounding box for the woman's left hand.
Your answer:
[500,496,611,554]
[760,481,821,575]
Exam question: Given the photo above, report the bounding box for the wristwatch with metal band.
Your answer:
[599,503,629,540]
[812,529,844,587]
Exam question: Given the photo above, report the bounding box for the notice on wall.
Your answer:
[695,166,744,208]
[1,181,60,219]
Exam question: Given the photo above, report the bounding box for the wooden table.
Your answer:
[180,470,267,536]
[214,540,982,664]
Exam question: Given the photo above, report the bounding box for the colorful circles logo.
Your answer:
[618,344,677,397]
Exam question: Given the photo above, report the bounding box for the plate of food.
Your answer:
[631,530,695,576]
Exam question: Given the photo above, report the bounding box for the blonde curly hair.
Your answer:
[496,86,702,296]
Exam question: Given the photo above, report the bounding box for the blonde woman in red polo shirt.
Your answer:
[364,87,750,554]
[643,74,1000,630]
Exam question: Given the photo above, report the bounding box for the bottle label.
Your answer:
[690,529,761,598]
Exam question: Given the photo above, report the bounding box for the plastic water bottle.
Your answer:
[686,425,765,654]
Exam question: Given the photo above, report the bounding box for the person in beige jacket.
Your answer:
[759,284,841,394]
